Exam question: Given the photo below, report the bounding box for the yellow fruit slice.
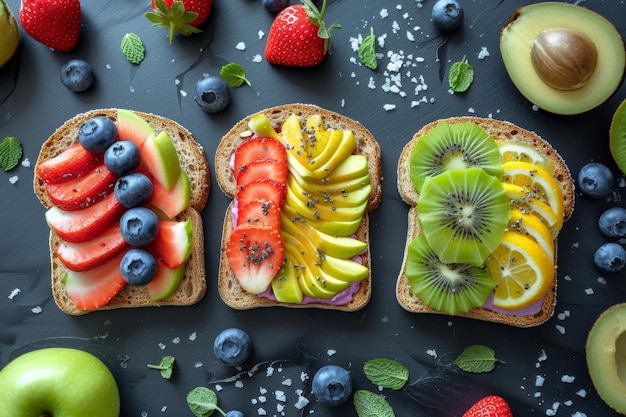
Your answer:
[498,142,548,167]
[486,231,554,310]
[508,208,555,260]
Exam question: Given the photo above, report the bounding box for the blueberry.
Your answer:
[599,207,626,238]
[194,75,230,113]
[578,162,615,198]
[105,140,141,176]
[311,365,352,407]
[60,59,95,92]
[432,0,464,32]
[120,207,160,246]
[120,248,157,285]
[78,116,118,153]
[225,411,244,417]
[262,0,289,13]
[115,173,153,208]
[213,328,251,366]
[594,242,626,273]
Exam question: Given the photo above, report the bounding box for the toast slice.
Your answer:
[396,117,574,327]
[215,104,382,311]
[34,109,210,315]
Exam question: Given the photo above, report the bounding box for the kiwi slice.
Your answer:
[610,98,626,175]
[405,235,496,315]
[409,121,503,193]
[417,167,510,266]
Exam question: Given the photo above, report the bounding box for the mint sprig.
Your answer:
[363,358,408,390]
[358,27,378,70]
[121,33,145,64]
[448,55,474,92]
[454,344,505,373]
[220,63,251,87]
[187,387,231,417]
[147,356,175,379]
[353,390,395,417]
[0,137,22,172]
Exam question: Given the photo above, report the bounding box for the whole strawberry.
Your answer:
[463,395,513,417]
[20,0,81,51]
[145,0,212,44]
[265,0,340,67]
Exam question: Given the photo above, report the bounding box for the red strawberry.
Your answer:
[463,396,513,417]
[237,199,282,228]
[61,251,127,311]
[233,137,287,179]
[226,224,285,294]
[236,159,289,189]
[19,0,81,51]
[56,222,128,271]
[237,178,286,209]
[35,142,100,185]
[265,0,341,67]
[145,0,213,44]
[45,163,117,211]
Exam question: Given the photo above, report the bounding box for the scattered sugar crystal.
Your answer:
[252,54,262,63]
[327,349,336,356]
[251,398,258,405]
[368,77,376,89]
[282,378,292,386]
[534,392,542,398]
[161,406,168,412]
[564,275,572,281]
[180,90,187,97]
[426,349,437,358]
[468,107,475,113]
[564,400,573,406]
[585,287,594,295]
[406,31,415,41]
[300,371,309,382]
[9,175,18,184]
[341,98,345,107]
[257,407,266,416]
[260,387,268,395]
[194,361,203,368]
[106,64,112,69]
[538,349,548,362]
[130,86,135,93]
[383,104,396,111]
[8,288,20,299]
[236,42,246,50]
[258,396,267,403]
[172,337,180,344]
[380,8,388,18]
[158,343,166,350]
[141,412,148,417]
[561,375,575,383]
[31,306,42,314]
[532,104,539,111]
[572,413,587,417]
[535,375,545,387]
[189,331,197,341]
[275,390,286,402]
[576,389,587,398]
[175,78,181,85]
[597,277,607,284]
[555,325,566,334]
[235,380,244,388]
[215,384,223,391]
[21,158,30,168]
[294,395,309,409]
[477,47,490,59]
[267,366,275,377]
[258,30,265,39]
[277,403,285,413]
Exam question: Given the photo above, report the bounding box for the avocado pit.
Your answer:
[531,28,597,91]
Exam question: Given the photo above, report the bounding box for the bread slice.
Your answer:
[34,109,210,315]
[396,117,574,327]
[215,104,382,311]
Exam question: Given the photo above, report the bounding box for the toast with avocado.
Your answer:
[34,109,210,315]
[215,104,382,311]
[396,117,574,327]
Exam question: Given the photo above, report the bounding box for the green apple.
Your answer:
[147,262,186,301]
[142,130,181,191]
[115,109,155,148]
[0,347,120,417]
[247,113,280,140]
[0,0,18,69]
[271,257,304,304]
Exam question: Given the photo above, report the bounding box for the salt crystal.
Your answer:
[236,42,246,51]
[161,405,168,412]
[215,384,223,391]
[235,380,244,388]
[572,413,587,417]
[477,47,490,60]
[9,175,18,184]
[106,64,112,69]
[426,349,437,358]
[275,390,286,402]
[534,392,542,398]
[175,78,181,85]
[258,396,267,403]
[555,325,566,334]
[277,403,285,413]
[294,395,309,409]
[252,54,262,63]
[584,288,594,295]
[327,349,336,356]
[258,30,265,39]
[8,288,20,299]
[21,158,30,168]
[282,378,292,386]
[538,349,548,362]
[576,389,587,398]
[561,375,575,383]
[532,104,539,111]
[267,366,275,377]
[380,8,388,18]
[300,371,309,382]
[383,104,396,111]
[172,337,180,344]
[535,375,545,387]
[406,31,415,41]
[468,107,475,113]
[194,361,203,368]
[563,400,573,406]
[257,407,267,415]
[260,387,268,395]
[251,398,258,405]
[31,306,42,314]
[597,277,607,284]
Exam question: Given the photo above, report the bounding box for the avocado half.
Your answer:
[500,2,625,115]
[586,303,626,414]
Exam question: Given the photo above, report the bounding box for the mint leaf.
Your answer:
[363,358,409,390]
[121,33,145,64]
[220,63,251,87]
[187,387,224,417]
[455,344,505,373]
[448,56,474,92]
[353,390,396,417]
[147,355,175,379]
[0,137,22,172]
[358,27,378,70]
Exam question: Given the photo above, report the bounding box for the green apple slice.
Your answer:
[141,130,181,191]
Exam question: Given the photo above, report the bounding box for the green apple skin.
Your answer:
[0,0,19,68]
[142,131,181,191]
[0,347,120,417]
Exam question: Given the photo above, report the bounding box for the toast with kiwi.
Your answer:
[396,117,574,327]
[34,109,210,315]
[215,104,382,311]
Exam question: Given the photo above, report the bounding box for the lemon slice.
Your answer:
[502,182,561,237]
[498,142,548,167]
[508,208,555,260]
[486,231,554,309]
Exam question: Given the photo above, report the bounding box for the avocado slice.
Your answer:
[586,303,626,414]
[500,2,625,115]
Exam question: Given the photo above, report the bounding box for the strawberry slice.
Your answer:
[237,178,286,208]
[236,199,281,229]
[233,137,287,179]
[45,162,117,211]
[226,224,285,294]
[56,222,128,271]
[236,159,288,189]
[61,251,127,311]
[46,192,125,243]
[150,218,194,269]
[36,142,101,184]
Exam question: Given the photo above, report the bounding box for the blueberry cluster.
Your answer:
[578,162,626,273]
[78,116,160,285]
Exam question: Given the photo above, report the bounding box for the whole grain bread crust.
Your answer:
[34,109,210,315]
[215,104,381,311]
[396,117,574,327]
